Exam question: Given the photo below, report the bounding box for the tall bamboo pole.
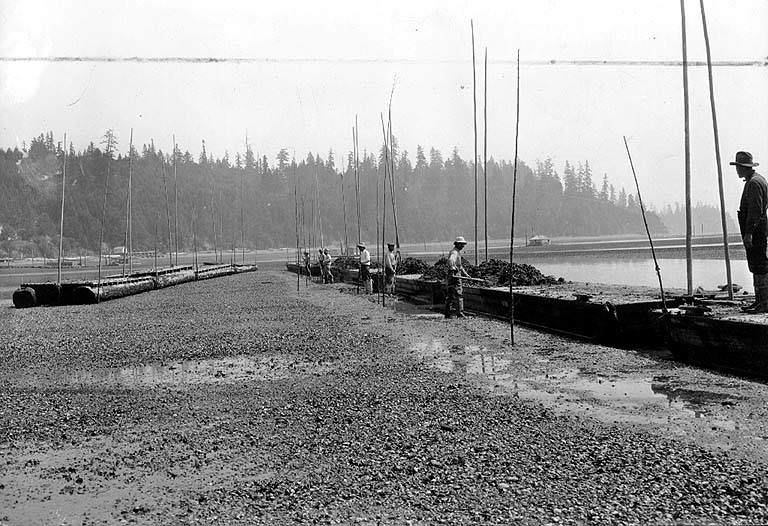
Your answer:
[160,157,173,268]
[242,132,247,264]
[387,104,400,254]
[96,136,113,301]
[471,19,478,265]
[354,116,361,244]
[294,159,300,292]
[680,0,693,295]
[192,206,198,273]
[154,215,158,276]
[173,135,179,266]
[483,47,489,262]
[509,50,520,346]
[57,132,67,285]
[340,169,349,254]
[380,113,390,306]
[699,0,733,299]
[128,129,134,274]
[624,137,668,311]
[219,189,224,264]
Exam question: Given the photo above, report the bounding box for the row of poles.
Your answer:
[55,130,252,299]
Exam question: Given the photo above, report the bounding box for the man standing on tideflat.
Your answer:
[732,151,768,313]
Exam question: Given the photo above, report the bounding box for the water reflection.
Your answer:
[412,339,738,430]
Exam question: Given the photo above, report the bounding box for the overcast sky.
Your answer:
[1,0,766,209]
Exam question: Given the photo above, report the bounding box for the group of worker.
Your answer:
[293,151,767,317]
[356,241,398,296]
[302,247,334,284]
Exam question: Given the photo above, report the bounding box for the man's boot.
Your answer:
[456,299,466,318]
[755,273,768,313]
[742,274,762,312]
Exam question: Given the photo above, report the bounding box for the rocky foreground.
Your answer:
[1,271,767,525]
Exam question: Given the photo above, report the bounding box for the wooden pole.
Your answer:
[242,132,247,264]
[57,132,67,285]
[160,156,173,268]
[219,189,224,265]
[624,136,668,311]
[192,205,198,273]
[354,116,361,244]
[484,46,489,262]
[380,113,389,306]
[509,50,520,346]
[387,100,401,255]
[471,19,478,266]
[680,0,693,295]
[128,128,133,275]
[340,169,349,255]
[294,159,300,292]
[96,136,112,301]
[173,135,179,266]
[699,0,733,299]
[154,215,158,277]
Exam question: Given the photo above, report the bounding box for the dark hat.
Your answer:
[730,151,759,167]
[387,242,395,247]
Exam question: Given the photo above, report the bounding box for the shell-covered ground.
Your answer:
[1,271,767,525]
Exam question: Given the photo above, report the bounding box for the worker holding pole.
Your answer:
[358,242,372,294]
[444,236,471,318]
[384,242,397,296]
[732,152,768,313]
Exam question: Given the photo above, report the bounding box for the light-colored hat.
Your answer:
[454,236,467,245]
[387,242,395,247]
[730,151,759,167]
[357,242,366,249]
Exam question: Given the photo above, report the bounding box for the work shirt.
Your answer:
[303,255,310,267]
[738,172,768,237]
[448,248,464,276]
[385,251,396,272]
[323,253,332,266]
[359,249,371,266]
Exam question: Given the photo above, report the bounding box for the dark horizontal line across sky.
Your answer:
[1,56,767,67]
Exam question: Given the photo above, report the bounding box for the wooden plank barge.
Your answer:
[12,264,257,308]
[663,309,768,380]
[286,264,676,346]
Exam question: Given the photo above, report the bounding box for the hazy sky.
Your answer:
[1,0,766,209]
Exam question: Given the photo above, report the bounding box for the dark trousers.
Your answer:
[444,276,463,315]
[746,232,768,275]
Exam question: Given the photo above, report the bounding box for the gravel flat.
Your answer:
[1,271,767,525]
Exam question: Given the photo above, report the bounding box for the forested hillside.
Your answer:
[0,131,667,257]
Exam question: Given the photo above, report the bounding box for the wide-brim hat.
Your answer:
[357,242,366,249]
[730,151,759,167]
[454,236,467,245]
[387,242,395,247]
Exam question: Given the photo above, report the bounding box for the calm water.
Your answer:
[527,257,753,293]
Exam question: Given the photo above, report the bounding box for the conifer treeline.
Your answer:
[0,131,666,257]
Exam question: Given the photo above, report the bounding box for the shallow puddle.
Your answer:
[12,354,332,389]
[411,339,739,431]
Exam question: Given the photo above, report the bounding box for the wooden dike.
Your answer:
[12,264,257,308]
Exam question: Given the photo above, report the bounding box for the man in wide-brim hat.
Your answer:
[444,236,472,318]
[731,151,768,313]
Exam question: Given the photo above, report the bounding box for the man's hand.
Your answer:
[744,233,754,249]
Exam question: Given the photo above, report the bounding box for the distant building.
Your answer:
[527,235,551,247]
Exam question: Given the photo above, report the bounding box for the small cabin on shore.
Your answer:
[527,235,551,247]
